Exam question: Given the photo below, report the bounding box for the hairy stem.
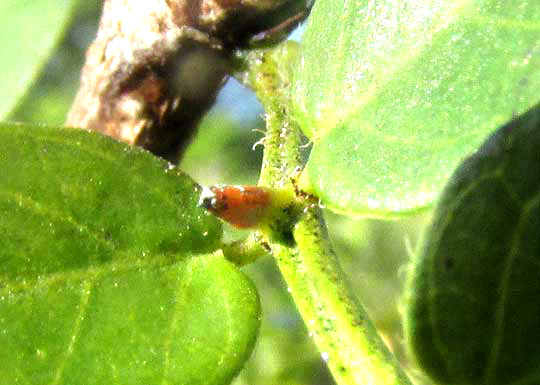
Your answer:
[239,44,413,385]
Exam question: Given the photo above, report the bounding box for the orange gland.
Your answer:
[199,185,272,229]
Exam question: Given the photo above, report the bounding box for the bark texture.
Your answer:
[66,0,300,161]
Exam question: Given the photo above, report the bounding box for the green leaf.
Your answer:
[0,123,260,385]
[292,0,540,217]
[0,0,76,119]
[404,104,540,385]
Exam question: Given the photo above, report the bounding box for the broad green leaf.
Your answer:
[292,0,540,217]
[0,0,76,119]
[0,123,261,385]
[404,104,540,385]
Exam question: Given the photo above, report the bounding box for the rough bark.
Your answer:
[66,0,303,161]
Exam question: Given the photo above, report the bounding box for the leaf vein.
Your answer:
[50,280,93,385]
[0,189,116,254]
[483,191,540,384]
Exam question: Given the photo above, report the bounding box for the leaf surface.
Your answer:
[0,123,260,385]
[405,104,540,385]
[292,0,540,217]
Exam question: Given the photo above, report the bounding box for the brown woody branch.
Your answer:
[66,0,304,161]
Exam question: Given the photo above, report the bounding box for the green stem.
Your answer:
[234,44,304,187]
[276,210,412,384]
[221,234,271,266]
[236,44,412,385]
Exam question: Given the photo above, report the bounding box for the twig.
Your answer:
[237,45,414,385]
[66,0,309,161]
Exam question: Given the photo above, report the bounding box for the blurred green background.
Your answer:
[7,2,429,384]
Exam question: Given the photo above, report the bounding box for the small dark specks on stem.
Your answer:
[259,239,272,253]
